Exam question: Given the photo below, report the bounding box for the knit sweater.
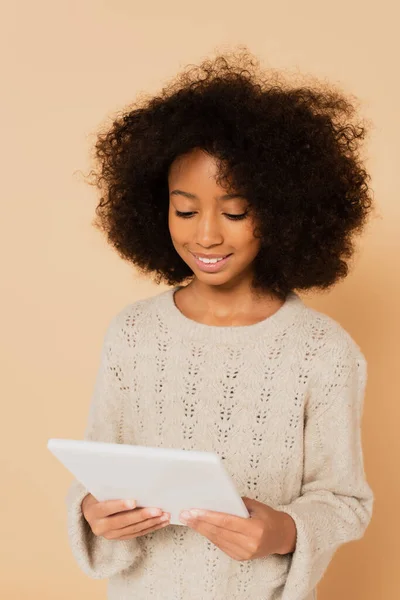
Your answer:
[65,285,374,600]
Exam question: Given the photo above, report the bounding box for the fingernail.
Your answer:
[125,499,136,509]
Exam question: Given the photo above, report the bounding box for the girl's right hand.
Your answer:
[81,493,171,539]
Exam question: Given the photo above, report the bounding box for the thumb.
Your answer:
[241,496,261,515]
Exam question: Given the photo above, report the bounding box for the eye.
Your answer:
[174,210,248,221]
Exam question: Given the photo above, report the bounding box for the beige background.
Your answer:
[1,1,397,598]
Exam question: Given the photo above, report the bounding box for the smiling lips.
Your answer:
[191,253,233,272]
[192,253,231,259]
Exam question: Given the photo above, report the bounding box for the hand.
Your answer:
[81,493,171,540]
[178,496,296,561]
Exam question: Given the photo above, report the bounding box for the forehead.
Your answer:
[168,149,219,181]
[170,189,245,203]
[168,150,241,199]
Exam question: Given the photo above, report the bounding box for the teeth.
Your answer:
[197,256,226,264]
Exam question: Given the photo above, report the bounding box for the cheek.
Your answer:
[168,214,183,241]
[233,224,261,254]
[168,219,188,258]
[243,220,262,254]
[240,242,261,263]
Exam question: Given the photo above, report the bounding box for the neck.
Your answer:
[182,280,282,321]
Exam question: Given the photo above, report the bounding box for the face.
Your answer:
[168,148,261,288]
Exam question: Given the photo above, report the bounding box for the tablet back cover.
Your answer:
[48,438,249,525]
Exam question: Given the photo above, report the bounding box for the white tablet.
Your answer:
[48,438,250,525]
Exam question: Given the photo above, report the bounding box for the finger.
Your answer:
[191,525,248,561]
[212,538,246,561]
[241,496,257,510]
[185,509,250,534]
[105,506,165,531]
[103,513,168,539]
[93,498,138,518]
[188,518,250,550]
[192,522,257,561]
[114,516,170,539]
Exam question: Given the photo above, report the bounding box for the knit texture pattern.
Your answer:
[65,285,374,600]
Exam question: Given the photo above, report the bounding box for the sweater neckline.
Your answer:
[158,285,305,343]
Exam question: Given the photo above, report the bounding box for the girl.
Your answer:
[66,48,374,600]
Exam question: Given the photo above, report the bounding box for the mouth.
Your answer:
[190,252,233,272]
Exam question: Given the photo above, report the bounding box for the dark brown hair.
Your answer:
[84,46,374,300]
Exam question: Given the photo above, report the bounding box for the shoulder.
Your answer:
[298,303,369,419]
[299,299,367,371]
[298,301,368,414]
[103,289,165,344]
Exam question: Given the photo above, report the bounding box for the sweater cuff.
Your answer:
[276,496,363,600]
[274,501,338,600]
[65,479,143,579]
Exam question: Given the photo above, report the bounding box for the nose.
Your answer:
[193,212,224,247]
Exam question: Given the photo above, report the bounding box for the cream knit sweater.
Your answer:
[65,285,374,600]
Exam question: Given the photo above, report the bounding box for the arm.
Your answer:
[275,343,374,599]
[65,310,143,579]
[273,511,297,555]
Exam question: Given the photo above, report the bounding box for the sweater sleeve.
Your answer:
[275,342,374,600]
[64,311,143,579]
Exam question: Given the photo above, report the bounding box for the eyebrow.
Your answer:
[170,189,246,201]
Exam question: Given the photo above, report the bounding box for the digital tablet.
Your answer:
[47,438,250,525]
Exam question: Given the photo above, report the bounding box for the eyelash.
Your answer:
[174,210,248,221]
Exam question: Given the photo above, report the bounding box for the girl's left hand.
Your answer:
[178,496,292,561]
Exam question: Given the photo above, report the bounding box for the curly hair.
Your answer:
[84,46,374,300]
